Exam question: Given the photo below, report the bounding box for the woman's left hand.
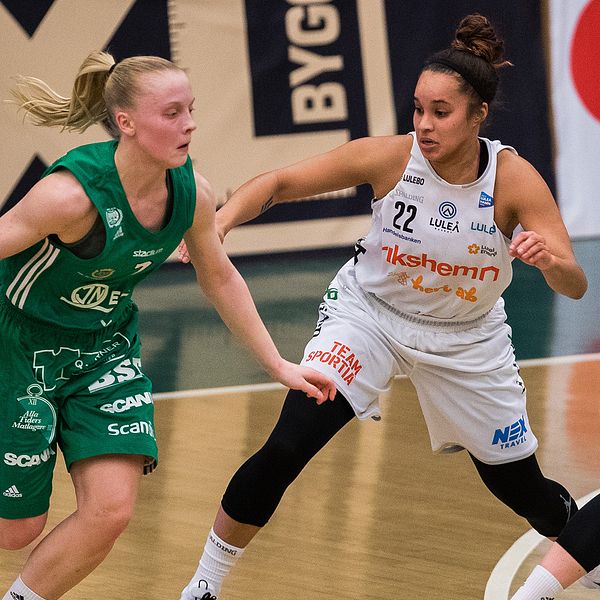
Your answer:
[271,360,337,405]
[509,230,554,270]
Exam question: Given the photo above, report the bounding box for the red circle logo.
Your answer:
[571,0,600,121]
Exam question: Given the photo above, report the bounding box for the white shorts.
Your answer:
[301,264,538,464]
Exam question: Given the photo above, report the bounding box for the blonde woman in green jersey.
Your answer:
[0,51,335,600]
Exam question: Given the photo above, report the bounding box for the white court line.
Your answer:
[517,352,600,368]
[154,381,285,401]
[153,352,600,402]
[484,489,600,600]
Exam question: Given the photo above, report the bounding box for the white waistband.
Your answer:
[362,290,492,332]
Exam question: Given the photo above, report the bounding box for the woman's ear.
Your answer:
[114,110,135,137]
[474,102,489,125]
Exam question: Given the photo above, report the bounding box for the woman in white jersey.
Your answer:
[0,52,334,600]
[179,14,588,600]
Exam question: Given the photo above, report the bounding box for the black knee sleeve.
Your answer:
[221,389,355,527]
[557,494,600,572]
[470,453,578,537]
[525,478,577,536]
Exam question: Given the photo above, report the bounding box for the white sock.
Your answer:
[511,565,564,600]
[2,576,46,600]
[183,528,245,598]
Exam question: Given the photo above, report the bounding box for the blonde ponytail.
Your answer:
[10,51,182,138]
[11,51,114,133]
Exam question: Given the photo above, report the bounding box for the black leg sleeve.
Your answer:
[557,493,600,572]
[221,389,356,527]
[470,452,578,537]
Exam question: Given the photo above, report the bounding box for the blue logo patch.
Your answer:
[479,191,494,208]
[492,416,528,449]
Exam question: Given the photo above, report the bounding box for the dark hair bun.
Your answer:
[452,14,511,67]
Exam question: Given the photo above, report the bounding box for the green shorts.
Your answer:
[0,300,157,519]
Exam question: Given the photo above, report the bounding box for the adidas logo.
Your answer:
[10,592,25,600]
[3,485,23,498]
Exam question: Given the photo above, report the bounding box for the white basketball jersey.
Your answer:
[353,132,516,321]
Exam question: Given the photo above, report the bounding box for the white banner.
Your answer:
[1,1,577,256]
[550,0,600,238]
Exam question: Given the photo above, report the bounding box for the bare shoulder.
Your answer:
[494,147,557,235]
[23,170,95,227]
[189,170,218,232]
[351,133,412,159]
[193,170,216,207]
[495,149,552,208]
[379,133,413,164]
[389,133,414,153]
[359,134,412,197]
[496,149,546,190]
[0,169,97,254]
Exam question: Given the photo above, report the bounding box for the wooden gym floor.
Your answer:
[1,357,600,599]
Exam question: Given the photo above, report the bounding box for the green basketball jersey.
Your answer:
[0,141,196,331]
